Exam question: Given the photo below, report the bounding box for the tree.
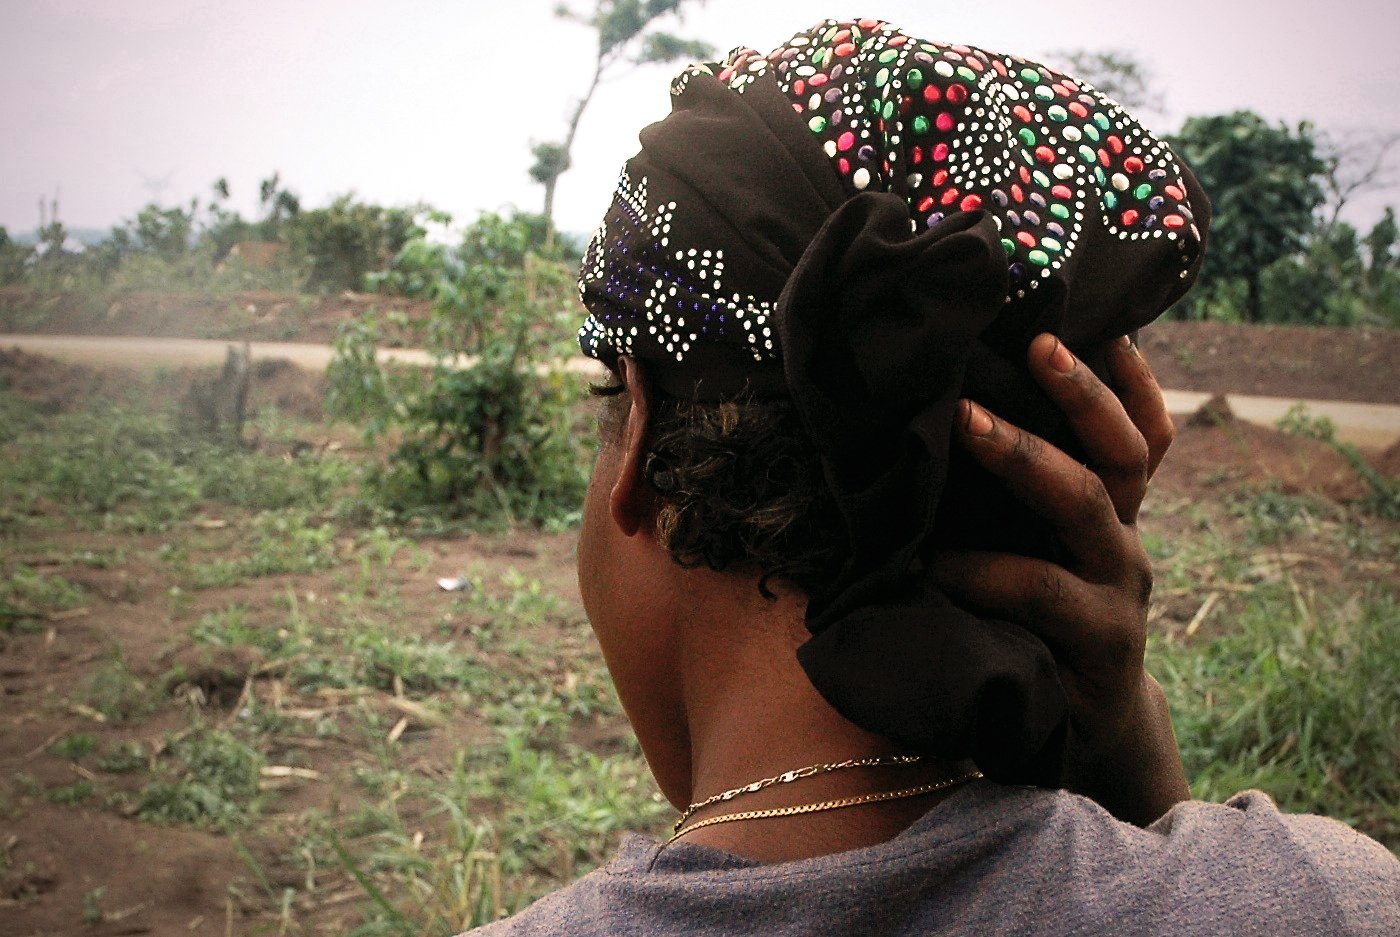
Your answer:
[532,0,713,230]
[1172,112,1327,322]
[1053,50,1164,115]
[1318,131,1400,231]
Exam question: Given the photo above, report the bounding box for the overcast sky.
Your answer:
[3,0,1398,237]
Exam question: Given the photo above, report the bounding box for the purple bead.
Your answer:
[991,189,1009,207]
[1024,211,1041,226]
[1046,222,1065,238]
[858,145,877,161]
[1030,193,1047,209]
[1007,210,1022,226]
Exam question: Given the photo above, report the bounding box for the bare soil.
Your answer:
[1139,320,1400,404]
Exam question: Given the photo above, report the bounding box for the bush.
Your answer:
[328,211,589,527]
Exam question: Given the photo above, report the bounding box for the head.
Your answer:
[573,18,1210,792]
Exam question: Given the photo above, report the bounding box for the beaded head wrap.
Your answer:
[577,18,1210,784]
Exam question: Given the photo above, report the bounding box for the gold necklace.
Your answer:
[669,769,983,842]
[673,754,923,833]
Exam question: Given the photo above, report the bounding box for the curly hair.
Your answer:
[595,381,845,596]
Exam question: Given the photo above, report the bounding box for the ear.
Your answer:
[609,356,654,538]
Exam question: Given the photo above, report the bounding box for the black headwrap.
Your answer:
[577,19,1210,784]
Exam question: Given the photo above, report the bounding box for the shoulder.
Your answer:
[1146,790,1400,934]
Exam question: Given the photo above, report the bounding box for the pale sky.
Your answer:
[3,0,1398,237]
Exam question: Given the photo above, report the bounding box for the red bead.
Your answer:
[912,147,924,165]
[809,73,828,87]
[839,157,850,174]
[947,84,969,104]
[1035,146,1056,163]
[1165,185,1185,201]
[1011,184,1025,203]
[1164,214,1186,228]
[1014,105,1033,123]
[923,84,942,103]
[1020,167,1032,184]
[1017,231,1037,247]
[933,170,950,186]
[1108,135,1125,154]
[834,29,851,42]
[1098,149,1111,167]
[793,80,805,95]
[918,196,935,212]
[858,17,881,29]
[993,60,1009,77]
[1122,209,1140,226]
[936,112,955,132]
[933,143,950,161]
[835,42,856,57]
[961,194,984,211]
[1069,102,1089,119]
[941,189,961,205]
[1052,184,1073,199]
[1124,156,1145,174]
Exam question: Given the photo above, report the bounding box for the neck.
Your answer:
[669,572,977,862]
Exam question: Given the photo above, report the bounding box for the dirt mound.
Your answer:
[1373,441,1400,479]
[1140,320,1400,405]
[0,347,141,414]
[1,346,328,425]
[1157,414,1369,503]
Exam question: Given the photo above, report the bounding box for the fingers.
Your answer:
[1106,336,1175,478]
[1025,334,1149,523]
[955,399,1124,574]
[930,550,1149,666]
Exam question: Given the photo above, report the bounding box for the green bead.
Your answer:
[907,68,924,88]
[1001,238,1017,255]
[1095,167,1107,185]
[1020,67,1042,82]
[879,49,898,64]
[1018,128,1037,147]
[882,100,895,120]
[809,115,827,132]
[1078,145,1097,163]
[1084,125,1101,142]
[957,66,978,82]
[914,115,931,134]
[1135,183,1153,200]
[1033,170,1051,187]
[1035,86,1055,101]
[1029,249,1051,266]
[1050,204,1071,220]
[1105,190,1118,209]
[1048,105,1068,122]
[1095,114,1111,130]
[875,68,889,88]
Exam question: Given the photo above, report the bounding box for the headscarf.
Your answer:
[577,18,1210,784]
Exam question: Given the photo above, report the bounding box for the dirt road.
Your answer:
[5,333,1398,449]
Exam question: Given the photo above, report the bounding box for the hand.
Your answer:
[931,333,1189,826]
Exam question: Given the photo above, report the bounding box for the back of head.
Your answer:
[580,18,1211,784]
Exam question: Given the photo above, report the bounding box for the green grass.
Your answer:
[0,565,86,632]
[0,399,355,533]
[137,726,265,826]
[1156,584,1400,847]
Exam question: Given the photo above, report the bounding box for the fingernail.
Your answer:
[1118,334,1138,355]
[1048,339,1075,374]
[964,400,994,436]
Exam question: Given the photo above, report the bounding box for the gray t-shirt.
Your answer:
[468,782,1400,935]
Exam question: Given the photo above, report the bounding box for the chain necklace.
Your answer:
[673,754,923,834]
[669,769,984,842]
